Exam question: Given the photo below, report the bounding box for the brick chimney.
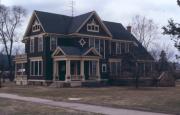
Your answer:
[127,26,132,33]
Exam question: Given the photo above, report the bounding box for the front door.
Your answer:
[59,61,66,81]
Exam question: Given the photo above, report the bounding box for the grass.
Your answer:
[0,82,180,114]
[0,98,101,115]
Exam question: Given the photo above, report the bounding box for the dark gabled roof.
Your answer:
[35,10,93,34]
[68,11,93,33]
[61,46,85,55]
[60,46,100,56]
[35,10,72,34]
[103,21,134,41]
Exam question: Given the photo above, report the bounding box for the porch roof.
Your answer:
[52,46,101,57]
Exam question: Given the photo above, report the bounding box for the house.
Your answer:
[14,10,154,86]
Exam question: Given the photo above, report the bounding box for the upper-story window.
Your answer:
[87,19,99,32]
[32,20,40,32]
[89,38,105,58]
[30,38,34,53]
[125,43,130,53]
[38,37,43,52]
[50,36,57,50]
[116,42,121,54]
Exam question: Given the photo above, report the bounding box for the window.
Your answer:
[32,20,40,32]
[95,39,100,52]
[100,40,105,58]
[30,38,34,53]
[50,36,57,50]
[102,64,107,72]
[87,19,99,32]
[110,61,121,76]
[125,43,130,53]
[38,37,43,52]
[116,42,121,54]
[89,38,95,47]
[30,60,43,76]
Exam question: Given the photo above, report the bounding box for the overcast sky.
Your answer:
[1,0,180,61]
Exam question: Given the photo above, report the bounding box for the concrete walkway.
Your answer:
[0,93,169,115]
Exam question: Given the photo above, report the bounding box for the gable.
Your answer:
[77,13,112,38]
[83,48,101,57]
[52,47,66,57]
[24,12,45,37]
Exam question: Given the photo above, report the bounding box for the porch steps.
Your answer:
[70,81,82,87]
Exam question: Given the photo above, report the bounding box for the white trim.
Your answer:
[30,38,34,53]
[52,47,66,57]
[30,60,43,76]
[32,20,41,32]
[76,11,112,38]
[116,42,121,54]
[38,37,43,52]
[50,36,57,51]
[87,19,99,33]
[102,64,107,73]
[83,47,101,57]
[24,11,45,37]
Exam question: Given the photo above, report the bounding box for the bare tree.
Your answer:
[0,48,5,88]
[131,15,159,50]
[150,43,175,61]
[0,5,26,81]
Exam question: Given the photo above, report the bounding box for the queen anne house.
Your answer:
[14,11,154,86]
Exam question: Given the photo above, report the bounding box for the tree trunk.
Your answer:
[7,54,13,81]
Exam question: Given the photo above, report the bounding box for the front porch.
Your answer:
[52,46,101,84]
[53,59,101,82]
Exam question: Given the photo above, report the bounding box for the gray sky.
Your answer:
[1,0,180,61]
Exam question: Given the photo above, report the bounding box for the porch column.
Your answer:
[53,60,56,81]
[96,60,101,81]
[80,60,85,81]
[65,60,71,82]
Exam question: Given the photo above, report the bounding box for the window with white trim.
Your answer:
[116,42,121,54]
[89,37,95,47]
[30,38,34,53]
[87,19,99,32]
[125,43,130,53]
[50,36,57,50]
[38,37,43,52]
[102,64,107,72]
[95,39,100,52]
[30,60,43,76]
[32,20,40,32]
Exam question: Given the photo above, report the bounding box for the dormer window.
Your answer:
[32,20,40,32]
[87,19,99,32]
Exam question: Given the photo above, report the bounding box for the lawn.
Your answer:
[0,98,101,115]
[0,82,180,114]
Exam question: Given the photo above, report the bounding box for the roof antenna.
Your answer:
[69,0,75,17]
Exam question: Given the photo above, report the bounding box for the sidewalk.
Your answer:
[0,93,170,115]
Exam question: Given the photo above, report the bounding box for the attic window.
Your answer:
[32,20,40,32]
[87,19,99,32]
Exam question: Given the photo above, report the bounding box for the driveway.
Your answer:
[0,93,170,115]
